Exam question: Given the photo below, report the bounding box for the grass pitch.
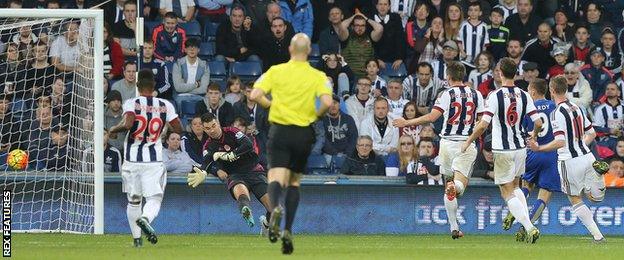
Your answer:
[10,233,623,259]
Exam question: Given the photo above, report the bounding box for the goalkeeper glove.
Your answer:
[187,166,207,188]
[221,152,239,162]
[592,160,609,175]
[213,152,227,161]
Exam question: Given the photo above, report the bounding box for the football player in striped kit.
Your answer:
[394,61,484,239]
[462,57,542,243]
[109,69,183,247]
[527,75,608,243]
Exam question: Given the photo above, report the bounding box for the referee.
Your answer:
[250,33,333,255]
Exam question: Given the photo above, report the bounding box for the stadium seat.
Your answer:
[332,155,347,172]
[180,100,197,118]
[180,21,202,38]
[382,63,408,79]
[339,101,348,114]
[208,61,227,80]
[144,21,160,36]
[229,61,262,81]
[203,22,220,42]
[199,42,215,61]
[309,44,321,62]
[306,154,331,175]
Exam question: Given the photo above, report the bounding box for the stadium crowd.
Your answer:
[1,0,624,187]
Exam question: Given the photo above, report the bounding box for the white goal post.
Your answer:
[0,9,104,234]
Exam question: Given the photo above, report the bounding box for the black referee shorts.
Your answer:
[267,123,315,173]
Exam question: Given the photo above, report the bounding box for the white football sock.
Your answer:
[507,196,534,231]
[142,194,163,223]
[514,188,529,213]
[573,203,604,240]
[126,203,142,239]
[453,180,465,197]
[444,194,459,231]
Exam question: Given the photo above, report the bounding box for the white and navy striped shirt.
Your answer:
[433,86,484,141]
[482,86,539,150]
[402,75,443,107]
[468,69,493,90]
[458,21,489,64]
[616,78,624,100]
[493,4,517,22]
[431,58,448,82]
[593,101,624,133]
[123,96,179,162]
[552,100,594,160]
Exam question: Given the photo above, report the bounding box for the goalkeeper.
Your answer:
[187,113,271,231]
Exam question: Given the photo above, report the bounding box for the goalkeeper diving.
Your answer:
[187,113,272,232]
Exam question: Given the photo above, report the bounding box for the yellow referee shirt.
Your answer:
[254,60,332,127]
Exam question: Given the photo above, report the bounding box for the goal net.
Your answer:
[0,9,104,234]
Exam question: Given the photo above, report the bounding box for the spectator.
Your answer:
[46,0,60,9]
[431,40,459,82]
[604,157,624,187]
[111,61,137,103]
[593,83,623,150]
[505,39,527,75]
[365,59,387,98]
[42,125,68,171]
[322,94,358,159]
[585,2,611,46]
[239,0,271,25]
[182,115,209,163]
[416,137,441,183]
[317,53,354,97]
[402,62,442,115]
[568,24,595,65]
[49,21,80,73]
[0,43,26,95]
[8,0,22,8]
[104,90,125,151]
[103,0,127,26]
[340,135,385,176]
[50,78,71,125]
[233,83,269,154]
[443,3,463,42]
[345,77,375,131]
[196,82,235,126]
[163,131,198,174]
[547,42,571,80]
[417,16,444,65]
[468,51,494,90]
[318,6,344,55]
[492,0,517,22]
[405,3,430,66]
[385,135,422,178]
[231,116,266,166]
[553,8,575,42]
[461,0,491,19]
[580,48,613,104]
[373,0,406,71]
[224,75,244,105]
[27,106,57,169]
[458,2,489,65]
[472,135,495,180]
[514,61,539,91]
[103,128,121,173]
[141,40,172,100]
[278,0,313,38]
[563,63,592,112]
[64,0,88,9]
[392,0,417,27]
[522,23,559,78]
[250,2,295,43]
[249,17,294,71]
[11,25,37,56]
[22,0,45,8]
[360,97,399,156]
[504,0,541,43]
[398,101,422,144]
[23,42,53,101]
[0,94,24,155]
[609,138,624,161]
[424,0,453,18]
[599,29,621,74]
[112,0,138,58]
[152,12,187,62]
[387,79,408,119]
[103,23,123,80]
[159,0,196,23]
[478,62,502,98]
[337,12,383,79]
[172,38,210,109]
[196,0,232,25]
[215,6,258,63]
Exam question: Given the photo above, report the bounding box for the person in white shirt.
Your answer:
[345,77,375,131]
[360,97,399,156]
[49,22,80,72]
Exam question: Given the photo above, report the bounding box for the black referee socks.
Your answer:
[284,186,300,232]
[268,181,282,211]
[237,194,250,211]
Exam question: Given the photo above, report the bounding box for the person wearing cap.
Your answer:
[431,40,459,81]
[547,42,571,79]
[580,47,614,105]
[599,28,621,74]
[514,61,538,91]
[321,94,358,160]
[522,23,559,78]
[104,90,125,152]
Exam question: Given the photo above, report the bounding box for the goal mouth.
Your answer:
[0,9,104,234]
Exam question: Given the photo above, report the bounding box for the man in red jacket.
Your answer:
[152,12,187,62]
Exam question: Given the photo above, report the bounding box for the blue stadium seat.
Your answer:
[339,101,348,114]
[144,21,160,36]
[180,21,202,38]
[203,22,220,42]
[199,42,215,61]
[382,63,408,79]
[309,43,321,62]
[306,154,331,175]
[332,155,347,172]
[180,100,197,118]
[208,61,227,80]
[229,61,262,81]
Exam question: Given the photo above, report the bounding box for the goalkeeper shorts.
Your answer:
[227,172,268,201]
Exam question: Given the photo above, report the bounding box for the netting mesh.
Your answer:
[0,16,97,233]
